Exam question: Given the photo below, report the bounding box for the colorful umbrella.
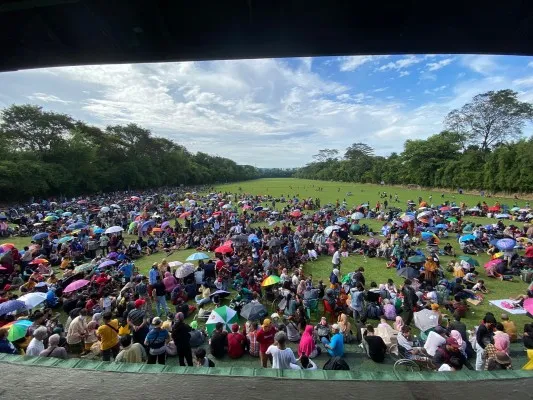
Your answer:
[74,263,94,274]
[98,260,116,269]
[351,212,364,220]
[63,279,90,293]
[407,255,426,263]
[168,260,184,268]
[496,238,516,251]
[206,306,238,335]
[0,300,26,316]
[261,275,281,287]
[7,320,32,341]
[186,252,210,261]
[105,226,123,234]
[214,245,233,254]
[29,258,49,265]
[459,234,476,243]
[32,232,49,240]
[458,255,479,267]
[400,213,415,222]
[58,236,74,244]
[0,243,15,249]
[175,263,196,279]
[18,292,47,309]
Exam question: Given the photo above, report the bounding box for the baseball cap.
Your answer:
[152,317,162,326]
[134,299,145,309]
[331,323,340,331]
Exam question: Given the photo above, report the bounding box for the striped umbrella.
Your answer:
[205,306,238,335]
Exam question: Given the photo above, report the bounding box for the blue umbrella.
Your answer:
[68,222,87,230]
[336,217,347,225]
[421,232,436,241]
[0,300,26,316]
[459,234,476,243]
[93,227,104,234]
[248,234,259,243]
[435,224,448,229]
[141,220,156,232]
[0,215,7,220]
[32,232,49,240]
[253,206,263,212]
[496,238,516,251]
[62,212,72,217]
[186,252,210,261]
[495,214,510,219]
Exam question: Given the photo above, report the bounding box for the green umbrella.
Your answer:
[43,215,58,222]
[55,209,64,215]
[446,217,458,223]
[458,255,479,267]
[7,320,32,341]
[341,273,352,284]
[74,263,94,274]
[408,255,426,263]
[58,236,74,244]
[205,306,238,335]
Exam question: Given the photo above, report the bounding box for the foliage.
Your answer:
[296,89,533,193]
[0,105,261,200]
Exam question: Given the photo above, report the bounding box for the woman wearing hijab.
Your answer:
[394,316,404,332]
[337,313,352,343]
[450,330,467,358]
[298,325,319,358]
[163,271,178,294]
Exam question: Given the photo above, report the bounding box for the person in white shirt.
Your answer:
[332,245,341,270]
[296,354,318,370]
[26,326,48,356]
[266,331,297,369]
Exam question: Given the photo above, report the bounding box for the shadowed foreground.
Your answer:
[2,364,532,400]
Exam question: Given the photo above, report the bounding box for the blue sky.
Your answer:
[1,54,533,167]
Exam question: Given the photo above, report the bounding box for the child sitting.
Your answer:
[471,279,488,294]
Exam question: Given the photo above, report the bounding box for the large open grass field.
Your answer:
[2,178,531,369]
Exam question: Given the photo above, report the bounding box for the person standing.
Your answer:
[256,319,276,367]
[144,317,169,365]
[266,331,297,370]
[97,312,120,361]
[475,313,496,371]
[66,308,88,355]
[401,279,417,326]
[152,275,169,317]
[171,312,194,366]
[332,244,341,270]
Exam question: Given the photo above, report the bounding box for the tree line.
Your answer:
[295,89,533,193]
[0,105,264,201]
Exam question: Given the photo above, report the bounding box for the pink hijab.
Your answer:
[163,271,177,292]
[298,325,316,357]
[450,330,463,347]
[394,316,404,332]
[494,333,510,354]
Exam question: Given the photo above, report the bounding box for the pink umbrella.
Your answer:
[63,279,90,293]
[242,205,252,210]
[484,259,503,269]
[161,221,170,229]
[524,298,533,315]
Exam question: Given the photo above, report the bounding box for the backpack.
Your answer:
[323,356,350,370]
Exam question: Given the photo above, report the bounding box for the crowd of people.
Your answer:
[1,186,533,373]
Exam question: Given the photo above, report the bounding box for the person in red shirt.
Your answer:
[256,319,276,367]
[525,243,533,265]
[85,293,100,313]
[227,323,246,359]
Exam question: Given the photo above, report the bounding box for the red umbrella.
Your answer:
[29,258,49,265]
[179,212,191,219]
[223,240,233,247]
[214,245,233,254]
[488,206,500,212]
[290,210,302,218]
[212,211,222,216]
[439,206,451,212]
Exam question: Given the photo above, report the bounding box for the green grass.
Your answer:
[2,178,531,332]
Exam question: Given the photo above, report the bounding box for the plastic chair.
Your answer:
[305,298,320,320]
[322,299,337,323]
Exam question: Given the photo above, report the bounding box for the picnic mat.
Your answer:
[488,299,527,315]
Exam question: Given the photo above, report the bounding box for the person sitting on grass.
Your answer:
[500,313,518,342]
[471,279,488,294]
[115,334,147,363]
[321,323,344,357]
[209,322,228,359]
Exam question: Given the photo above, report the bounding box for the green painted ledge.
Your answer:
[1,353,532,381]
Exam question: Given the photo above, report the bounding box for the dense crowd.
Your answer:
[1,187,533,372]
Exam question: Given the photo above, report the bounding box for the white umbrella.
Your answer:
[168,261,184,268]
[105,226,123,234]
[417,211,433,219]
[175,263,196,279]
[324,225,340,236]
[18,292,47,309]
[351,212,364,220]
[100,206,110,213]
[110,204,121,209]
[222,204,232,209]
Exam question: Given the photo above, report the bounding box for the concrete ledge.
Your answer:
[1,353,532,381]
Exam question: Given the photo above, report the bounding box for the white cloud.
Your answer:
[424,85,447,95]
[513,76,533,87]
[399,71,410,77]
[461,55,503,75]
[426,58,454,71]
[338,56,374,72]
[528,61,533,68]
[27,92,71,104]
[378,56,422,71]
[373,87,388,93]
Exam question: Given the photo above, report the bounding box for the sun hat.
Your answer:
[152,317,162,326]
[495,351,511,364]
[331,323,340,331]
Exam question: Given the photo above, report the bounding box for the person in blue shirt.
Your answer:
[46,288,59,308]
[321,324,344,357]
[118,261,134,282]
[149,263,159,285]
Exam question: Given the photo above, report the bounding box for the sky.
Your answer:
[1,54,533,168]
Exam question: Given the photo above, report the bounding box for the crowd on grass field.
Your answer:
[1,187,533,372]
